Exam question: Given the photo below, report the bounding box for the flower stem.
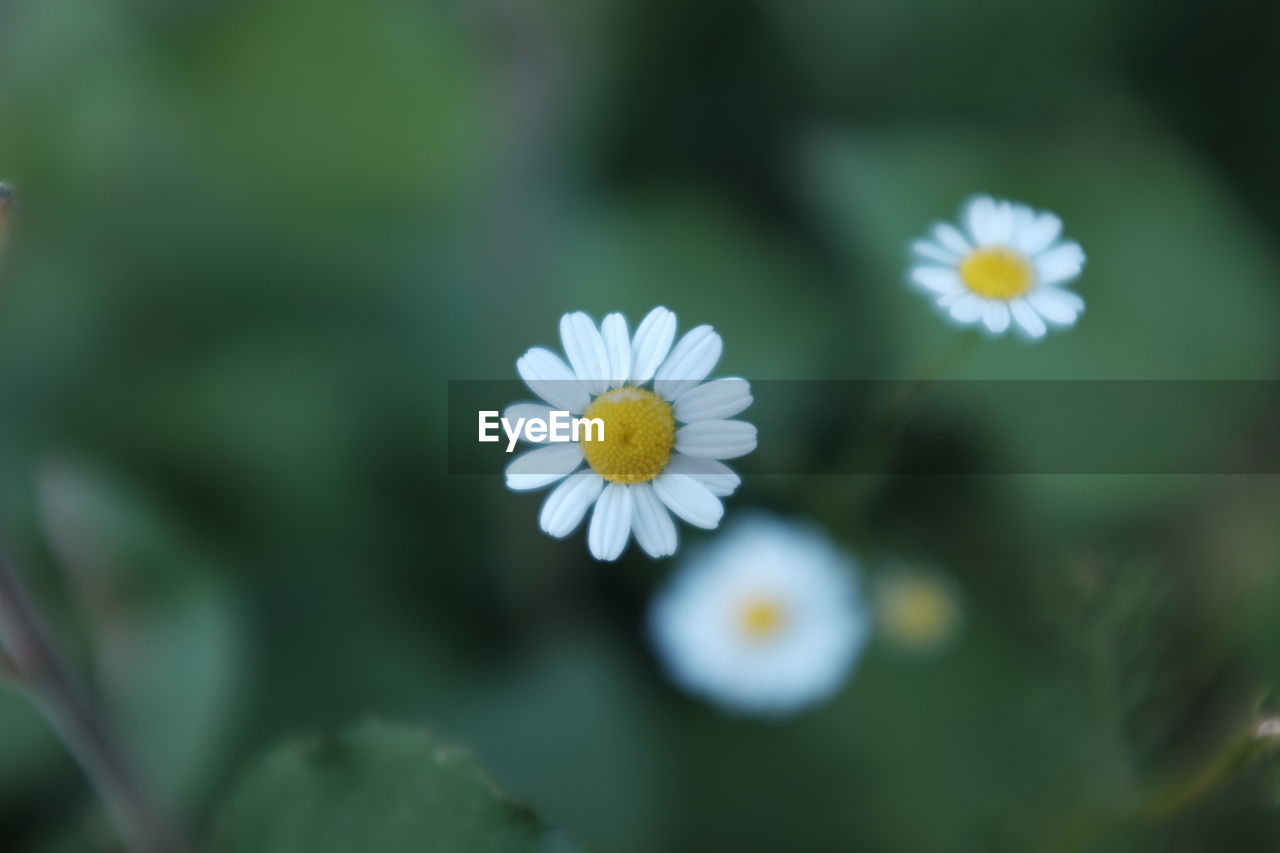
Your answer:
[828,333,981,524]
[0,552,191,853]
[1038,714,1280,853]
[1136,715,1280,821]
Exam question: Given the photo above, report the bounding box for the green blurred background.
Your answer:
[2,0,1280,850]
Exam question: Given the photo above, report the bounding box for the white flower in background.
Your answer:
[505,307,756,561]
[909,195,1086,339]
[875,569,962,654]
[647,514,868,716]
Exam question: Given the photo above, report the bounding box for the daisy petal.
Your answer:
[662,454,741,497]
[653,473,724,529]
[933,223,971,255]
[1047,286,1084,312]
[990,199,1015,244]
[539,472,604,538]
[1010,204,1035,242]
[911,240,958,264]
[588,483,633,561]
[655,325,723,400]
[559,312,611,395]
[673,378,752,423]
[630,306,677,384]
[1035,241,1086,284]
[948,294,986,323]
[601,312,631,389]
[516,347,590,413]
[1010,299,1046,339]
[911,266,964,295]
[630,482,678,558]
[503,402,553,422]
[502,402,555,444]
[1027,288,1084,326]
[983,301,1010,333]
[1016,211,1062,256]
[965,196,1000,245]
[505,443,584,492]
[675,420,757,460]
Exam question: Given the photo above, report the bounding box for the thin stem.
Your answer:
[1137,715,1280,821]
[826,333,981,523]
[1043,714,1280,853]
[882,332,981,423]
[0,552,190,853]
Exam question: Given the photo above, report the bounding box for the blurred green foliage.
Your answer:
[210,722,583,853]
[1,0,1279,850]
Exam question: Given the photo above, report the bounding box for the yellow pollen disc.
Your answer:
[959,247,1033,300]
[579,387,675,484]
[738,596,787,641]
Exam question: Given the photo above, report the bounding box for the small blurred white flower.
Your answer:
[647,514,869,716]
[875,569,962,654]
[908,195,1086,339]
[505,307,756,561]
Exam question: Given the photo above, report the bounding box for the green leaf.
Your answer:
[36,457,244,812]
[761,0,1119,115]
[0,681,69,800]
[805,124,1280,381]
[803,120,1280,520]
[210,721,585,853]
[182,0,485,244]
[440,636,673,853]
[552,194,841,379]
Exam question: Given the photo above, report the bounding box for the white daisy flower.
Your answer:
[908,195,1086,339]
[505,307,756,561]
[647,514,869,716]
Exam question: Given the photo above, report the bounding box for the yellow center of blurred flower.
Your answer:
[738,596,787,641]
[959,248,1033,300]
[881,578,957,649]
[580,387,675,484]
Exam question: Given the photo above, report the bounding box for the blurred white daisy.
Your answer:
[647,514,868,716]
[505,307,756,561]
[909,195,1086,339]
[875,569,962,654]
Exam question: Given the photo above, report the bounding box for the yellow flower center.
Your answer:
[959,247,1033,300]
[579,387,675,484]
[738,596,787,641]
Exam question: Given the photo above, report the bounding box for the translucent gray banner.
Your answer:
[447,380,1280,475]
